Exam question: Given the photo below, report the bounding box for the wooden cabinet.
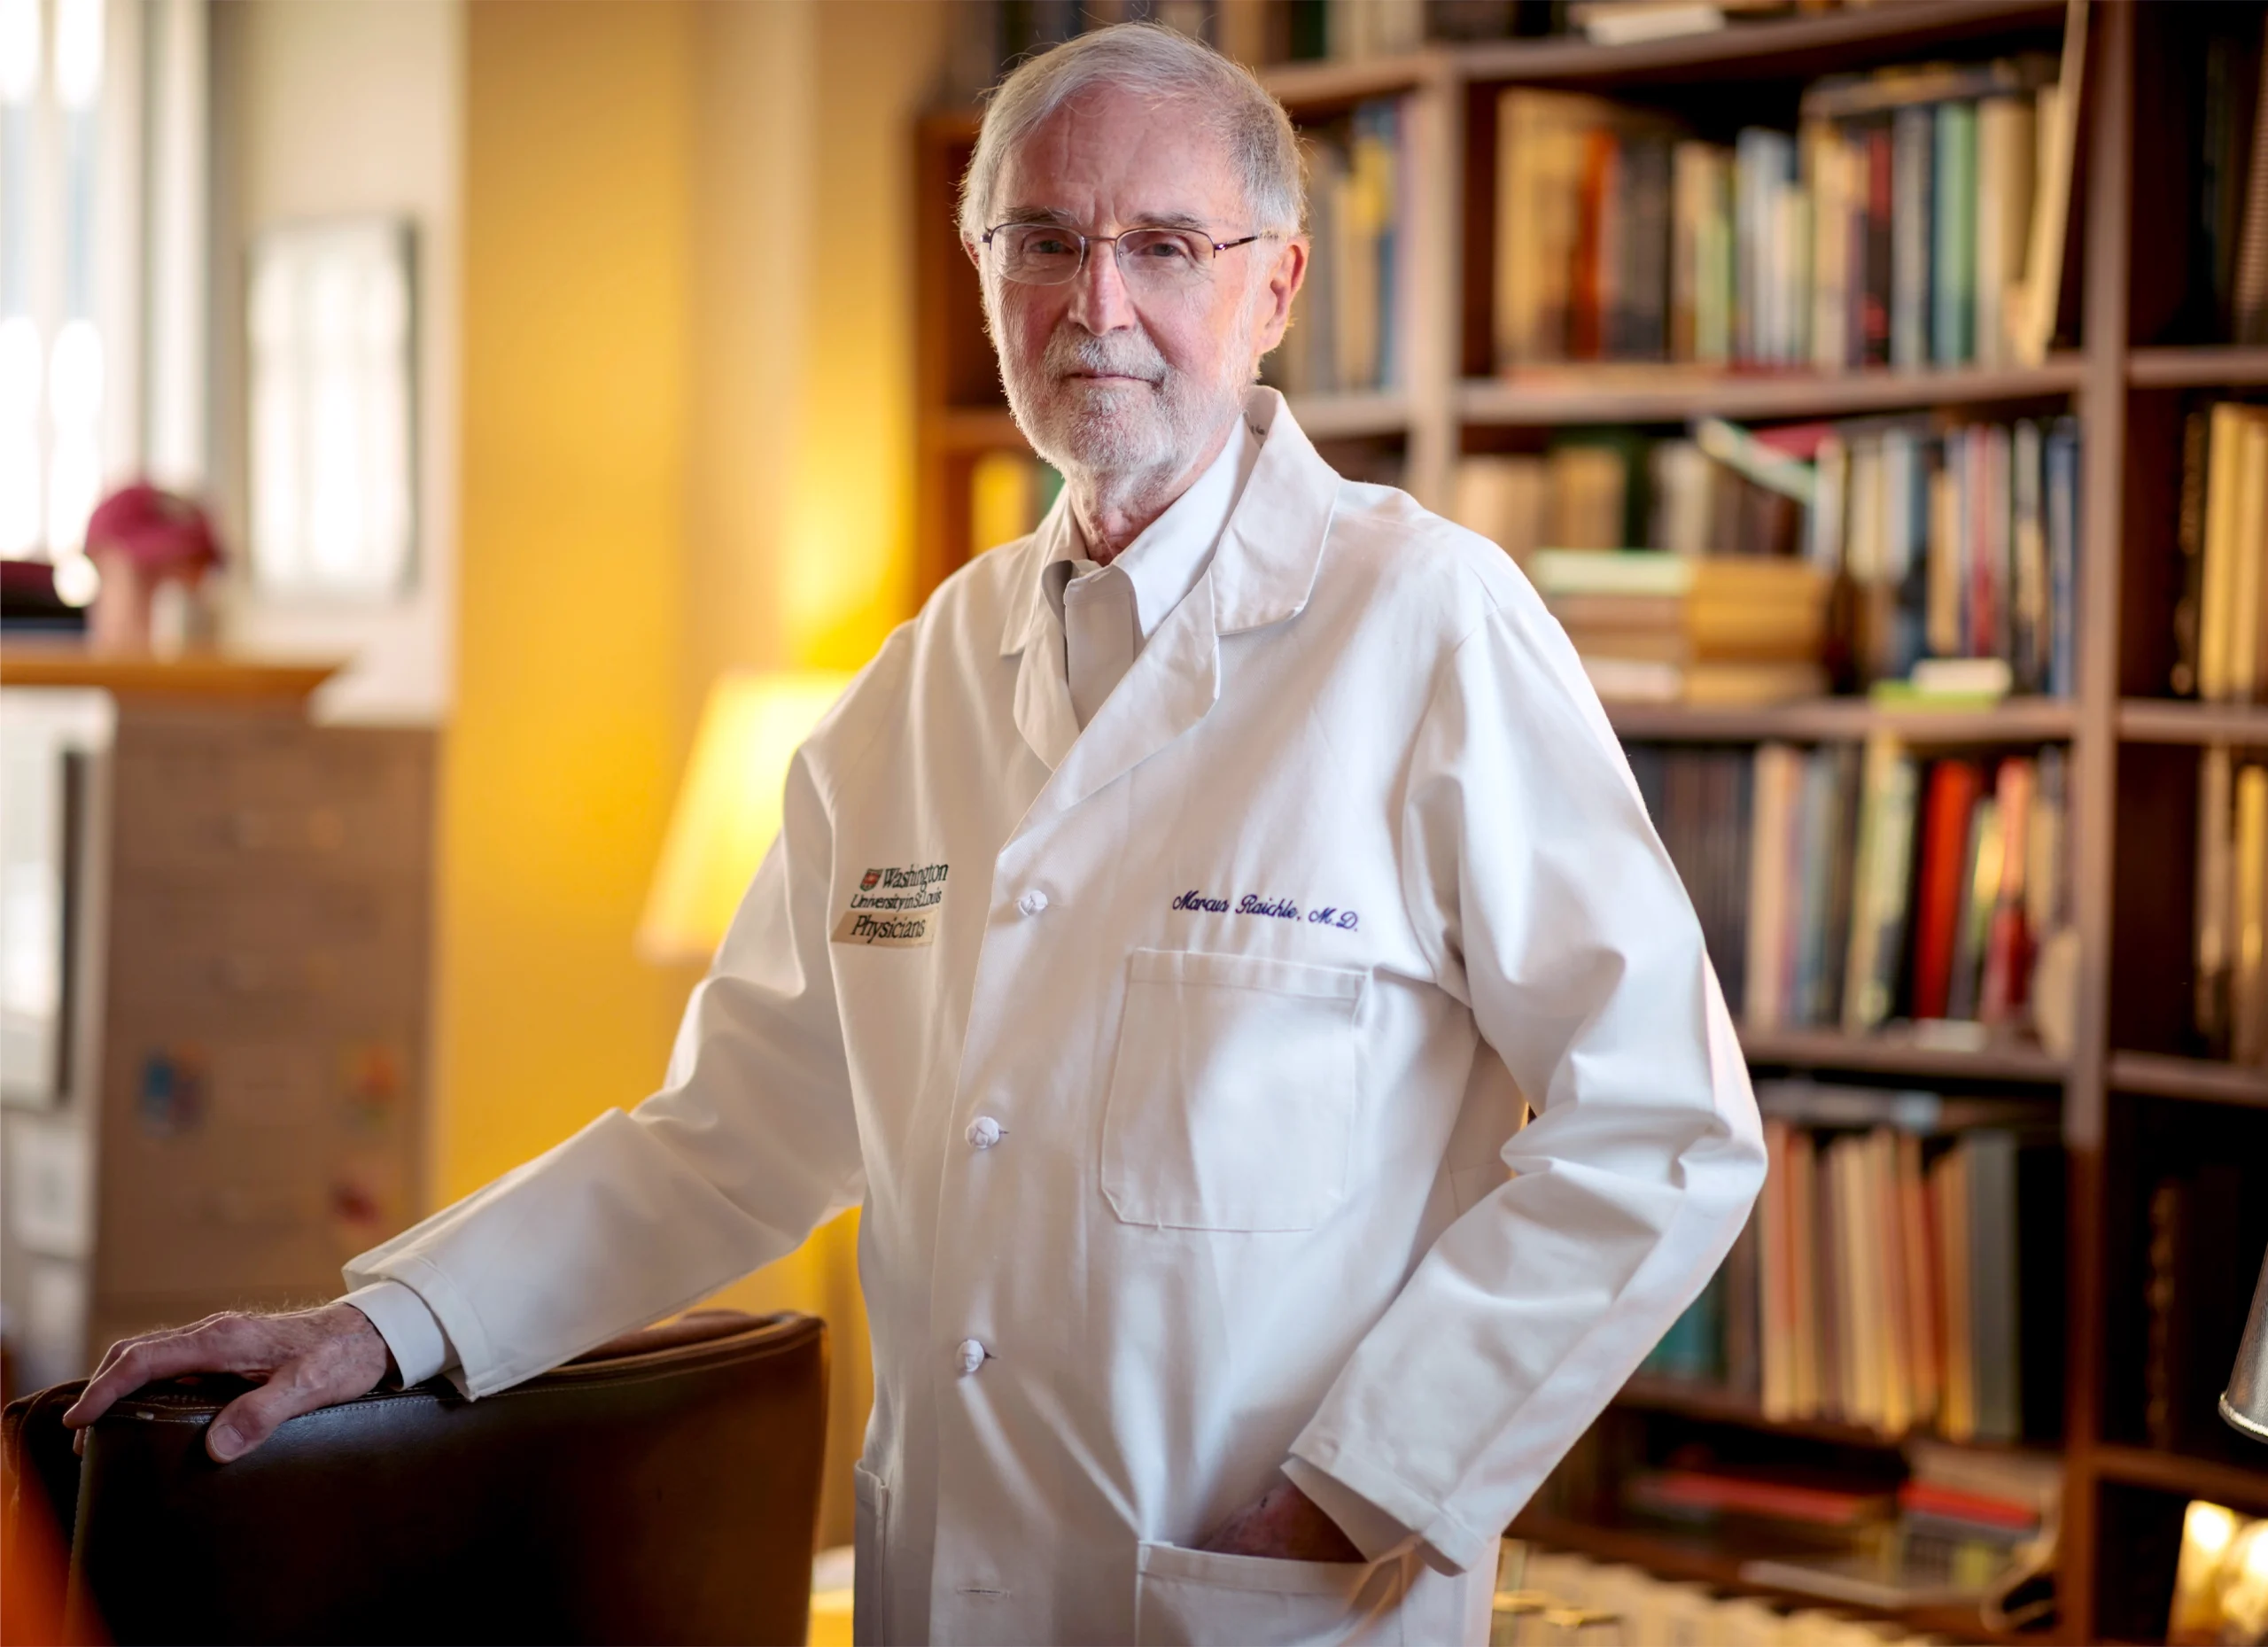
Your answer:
[0,674,432,1395]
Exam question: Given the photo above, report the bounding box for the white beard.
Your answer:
[990,291,1256,506]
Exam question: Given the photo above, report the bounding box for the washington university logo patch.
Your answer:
[832,861,949,948]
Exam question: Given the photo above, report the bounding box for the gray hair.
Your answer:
[958,23,1304,246]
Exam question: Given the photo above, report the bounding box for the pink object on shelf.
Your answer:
[81,483,222,653]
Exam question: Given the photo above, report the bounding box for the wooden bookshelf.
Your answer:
[1738,1024,2066,1084]
[2106,1051,2268,1112]
[1506,1511,2045,1645]
[1615,1373,2057,1456]
[1605,695,2078,746]
[2124,346,2268,389]
[913,4,2268,1638]
[1462,359,2086,427]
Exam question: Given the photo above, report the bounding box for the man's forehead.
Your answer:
[992,86,1245,226]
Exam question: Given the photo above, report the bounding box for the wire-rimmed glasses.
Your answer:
[981,221,1272,290]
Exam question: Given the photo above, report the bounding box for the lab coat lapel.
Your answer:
[998,389,1340,834]
[1002,504,1083,772]
[1035,570,1221,821]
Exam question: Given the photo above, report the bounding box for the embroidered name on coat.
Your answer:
[1169,889,1359,930]
[833,862,948,948]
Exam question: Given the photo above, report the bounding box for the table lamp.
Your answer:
[2227,1247,2268,1444]
[637,670,853,965]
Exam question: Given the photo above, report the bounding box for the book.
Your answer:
[2009,4,2088,367]
[1978,757,2036,1026]
[2237,11,2268,346]
[2236,763,2268,1065]
[2198,403,2268,703]
[1972,93,2038,368]
[1889,105,1933,370]
[1930,100,1977,367]
[1911,759,1984,1022]
[1746,742,1804,1031]
[1840,737,1918,1034]
[2197,745,2236,1054]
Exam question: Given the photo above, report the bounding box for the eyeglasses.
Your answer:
[981,221,1272,290]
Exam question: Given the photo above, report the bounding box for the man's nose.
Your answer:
[1066,239,1139,332]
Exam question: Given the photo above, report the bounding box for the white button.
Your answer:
[1016,889,1049,917]
[956,1338,987,1376]
[966,1116,1003,1150]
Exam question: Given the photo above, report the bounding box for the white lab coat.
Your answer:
[346,389,1765,1646]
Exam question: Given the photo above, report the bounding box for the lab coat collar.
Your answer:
[1001,388,1338,803]
[997,386,1336,662]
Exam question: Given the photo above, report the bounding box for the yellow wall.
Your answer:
[449,0,945,1550]
[448,0,698,1199]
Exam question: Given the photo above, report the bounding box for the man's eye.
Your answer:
[1130,234,1197,261]
[1022,235,1076,258]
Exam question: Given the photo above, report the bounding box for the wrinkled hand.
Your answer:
[61,1302,392,1463]
[1198,1480,1363,1563]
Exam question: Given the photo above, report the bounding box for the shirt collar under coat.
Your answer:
[997,386,1341,806]
[998,385,1339,664]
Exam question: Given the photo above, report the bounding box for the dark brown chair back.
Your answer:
[1,1309,827,1645]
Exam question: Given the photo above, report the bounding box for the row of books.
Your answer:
[1626,741,2070,1039]
[2192,747,2268,1067]
[1270,99,1415,397]
[1464,413,2081,700]
[1490,53,2074,373]
[1642,1082,2063,1445]
[2171,401,2268,703]
[2179,9,2268,348]
[1453,427,1809,567]
[1814,413,2080,697]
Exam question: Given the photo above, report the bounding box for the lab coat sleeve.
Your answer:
[341,736,865,1398]
[1286,587,1767,1576]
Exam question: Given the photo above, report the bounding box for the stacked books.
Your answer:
[1641,1080,2065,1446]
[1740,1441,2062,1612]
[967,451,1063,553]
[1492,55,2075,372]
[2170,402,2268,702]
[1625,740,2070,1040]
[1268,98,1413,397]
[1533,549,1828,705]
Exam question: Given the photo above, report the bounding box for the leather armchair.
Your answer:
[2,1309,827,1646]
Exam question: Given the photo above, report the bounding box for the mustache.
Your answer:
[1042,327,1168,384]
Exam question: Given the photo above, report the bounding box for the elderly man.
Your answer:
[66,23,1763,1646]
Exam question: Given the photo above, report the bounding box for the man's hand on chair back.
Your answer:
[60,1305,392,1462]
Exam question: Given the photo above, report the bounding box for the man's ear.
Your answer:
[1253,236,1309,356]
[964,237,984,269]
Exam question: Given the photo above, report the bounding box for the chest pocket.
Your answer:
[1101,948,1368,1232]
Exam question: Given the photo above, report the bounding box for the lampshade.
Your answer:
[637,670,853,965]
[2226,1244,2268,1444]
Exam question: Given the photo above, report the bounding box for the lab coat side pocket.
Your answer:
[1101,948,1368,1233]
[1132,1542,1409,1647]
[852,1463,890,1647]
